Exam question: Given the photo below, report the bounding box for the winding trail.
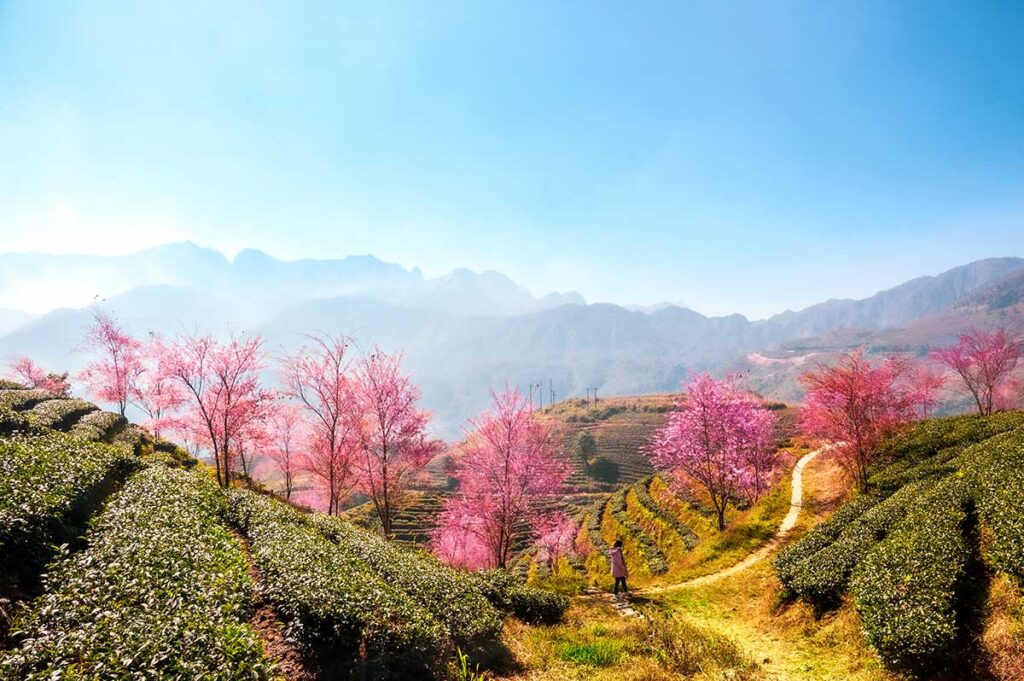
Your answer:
[640,445,825,595]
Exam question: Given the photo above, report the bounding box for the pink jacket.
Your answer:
[609,548,627,578]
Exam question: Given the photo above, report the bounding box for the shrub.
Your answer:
[471,569,569,624]
[310,513,502,645]
[111,423,149,455]
[586,498,610,551]
[2,465,272,679]
[962,429,1024,581]
[851,476,972,669]
[788,479,937,608]
[0,431,136,588]
[229,489,446,671]
[24,398,97,431]
[0,379,26,390]
[868,444,964,491]
[608,488,668,575]
[68,409,127,442]
[0,388,57,412]
[634,476,699,550]
[774,492,882,593]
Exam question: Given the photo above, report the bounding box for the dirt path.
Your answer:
[641,446,824,595]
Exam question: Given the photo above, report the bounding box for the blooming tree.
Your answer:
[77,310,143,416]
[7,357,71,395]
[533,511,578,571]
[279,334,357,515]
[128,339,186,439]
[904,362,946,419]
[157,333,273,488]
[265,402,305,500]
[433,388,569,569]
[647,374,777,531]
[931,327,1022,416]
[801,351,914,490]
[352,350,440,538]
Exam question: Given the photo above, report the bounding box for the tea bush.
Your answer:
[851,476,972,669]
[633,476,699,550]
[962,429,1024,581]
[472,569,569,624]
[0,431,136,581]
[24,398,96,430]
[229,489,446,671]
[69,409,127,442]
[311,513,503,645]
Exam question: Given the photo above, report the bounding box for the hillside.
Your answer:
[737,265,1024,406]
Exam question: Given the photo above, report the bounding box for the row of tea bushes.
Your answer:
[2,465,272,679]
[785,479,936,608]
[633,476,699,550]
[228,490,446,675]
[310,513,503,644]
[68,409,127,443]
[24,398,96,431]
[0,430,136,585]
[850,476,973,669]
[0,389,57,412]
[470,569,570,625]
[962,429,1024,581]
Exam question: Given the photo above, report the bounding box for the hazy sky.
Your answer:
[1,1,1023,319]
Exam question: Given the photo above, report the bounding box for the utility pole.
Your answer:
[549,379,555,406]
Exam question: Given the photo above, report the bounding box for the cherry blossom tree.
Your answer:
[931,328,1022,416]
[433,388,569,569]
[128,344,187,440]
[279,334,357,515]
[352,350,441,538]
[533,511,578,571]
[77,310,143,416]
[157,333,273,488]
[801,351,914,490]
[904,362,946,419]
[265,402,305,500]
[647,374,777,531]
[7,357,71,395]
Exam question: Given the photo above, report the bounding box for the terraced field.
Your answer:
[0,380,568,679]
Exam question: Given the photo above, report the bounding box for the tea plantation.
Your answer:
[774,412,1024,673]
[0,382,567,680]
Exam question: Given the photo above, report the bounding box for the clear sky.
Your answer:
[1,1,1022,319]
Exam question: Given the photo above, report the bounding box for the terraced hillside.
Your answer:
[774,412,1024,676]
[0,382,568,679]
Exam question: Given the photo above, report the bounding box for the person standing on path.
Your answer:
[610,539,629,598]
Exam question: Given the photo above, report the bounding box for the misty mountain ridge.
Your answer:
[0,245,1022,437]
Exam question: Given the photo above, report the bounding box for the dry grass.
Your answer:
[981,574,1024,681]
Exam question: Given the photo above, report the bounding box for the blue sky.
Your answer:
[1,1,1022,319]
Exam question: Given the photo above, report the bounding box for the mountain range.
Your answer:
[1,243,1022,437]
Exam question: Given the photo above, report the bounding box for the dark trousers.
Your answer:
[613,577,628,594]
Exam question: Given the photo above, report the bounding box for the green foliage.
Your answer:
[608,488,668,575]
[961,429,1024,581]
[850,476,973,669]
[0,388,57,412]
[310,513,503,645]
[774,492,882,593]
[0,431,136,585]
[556,639,623,666]
[472,569,569,624]
[574,430,598,465]
[585,498,610,552]
[2,465,272,679]
[874,412,1024,467]
[634,476,699,550]
[228,489,446,670]
[24,398,97,430]
[787,479,937,608]
[0,379,27,390]
[68,409,127,442]
[452,647,486,681]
